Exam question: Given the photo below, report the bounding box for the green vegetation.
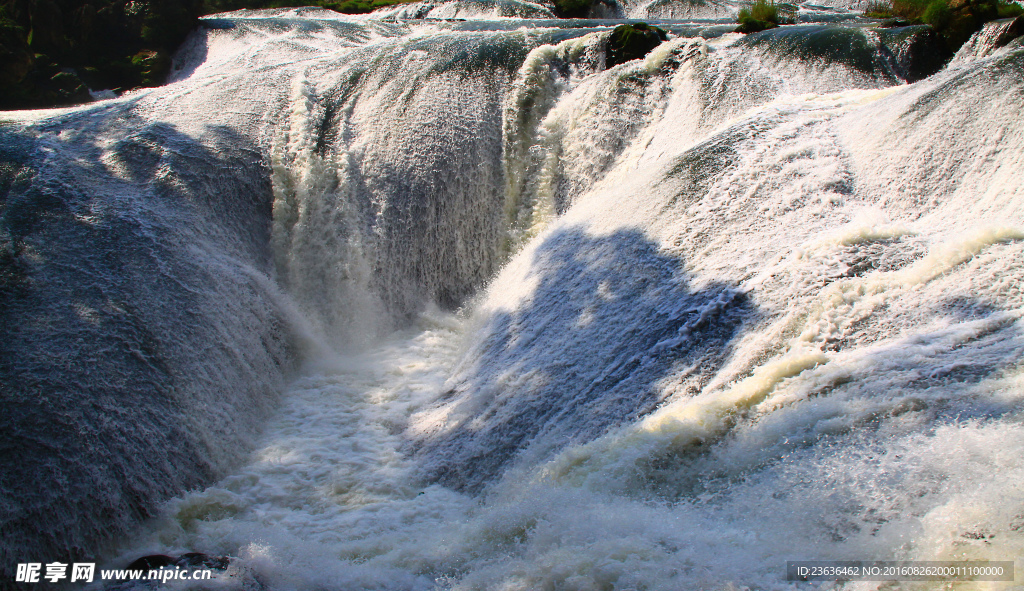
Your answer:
[735,0,796,34]
[0,0,208,109]
[863,0,1024,49]
[1000,1,1024,16]
[0,0,631,109]
[321,0,420,14]
[0,0,420,110]
[207,0,421,15]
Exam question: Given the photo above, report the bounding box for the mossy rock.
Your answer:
[131,50,172,86]
[606,22,669,68]
[50,71,92,104]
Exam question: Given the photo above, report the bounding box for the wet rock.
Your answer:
[552,0,622,18]
[50,70,93,105]
[878,25,952,82]
[586,0,624,18]
[126,555,177,571]
[994,15,1024,47]
[131,50,172,87]
[124,552,232,575]
[879,18,914,27]
[553,0,592,17]
[605,22,669,67]
[741,26,887,77]
[178,552,231,570]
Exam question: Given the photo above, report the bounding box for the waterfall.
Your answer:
[1,7,1022,590]
[949,15,1024,66]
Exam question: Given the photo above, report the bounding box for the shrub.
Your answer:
[922,0,951,27]
[736,0,795,33]
[866,0,1023,49]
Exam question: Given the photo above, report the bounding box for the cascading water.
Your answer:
[1,5,1023,591]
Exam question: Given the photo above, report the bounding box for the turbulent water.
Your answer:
[2,3,1024,590]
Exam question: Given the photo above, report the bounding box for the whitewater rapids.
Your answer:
[1,5,1023,591]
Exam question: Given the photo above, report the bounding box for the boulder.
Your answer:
[178,552,231,570]
[994,15,1024,47]
[126,555,177,571]
[605,22,670,67]
[878,24,952,82]
[124,552,232,574]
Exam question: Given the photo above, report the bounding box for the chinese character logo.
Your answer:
[71,563,96,583]
[15,562,95,583]
[15,563,41,583]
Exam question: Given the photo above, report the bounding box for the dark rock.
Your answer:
[605,22,669,68]
[0,0,205,109]
[553,0,592,18]
[27,0,64,53]
[178,552,231,570]
[126,555,177,571]
[935,2,1000,51]
[50,70,93,105]
[586,0,624,18]
[131,50,172,87]
[0,13,33,107]
[552,0,622,18]
[879,18,914,27]
[124,552,232,573]
[994,15,1024,47]
[878,25,952,82]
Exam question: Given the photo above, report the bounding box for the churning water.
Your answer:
[2,4,1023,590]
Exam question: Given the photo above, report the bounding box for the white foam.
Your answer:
[103,13,1024,591]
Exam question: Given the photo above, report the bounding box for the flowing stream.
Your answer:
[1,4,1023,590]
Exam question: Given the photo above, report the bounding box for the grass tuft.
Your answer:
[736,0,796,33]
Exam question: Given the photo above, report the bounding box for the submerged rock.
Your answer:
[879,18,914,27]
[878,24,953,82]
[124,552,231,574]
[125,555,177,571]
[605,22,669,67]
[741,26,891,77]
[179,552,231,570]
[740,24,951,83]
